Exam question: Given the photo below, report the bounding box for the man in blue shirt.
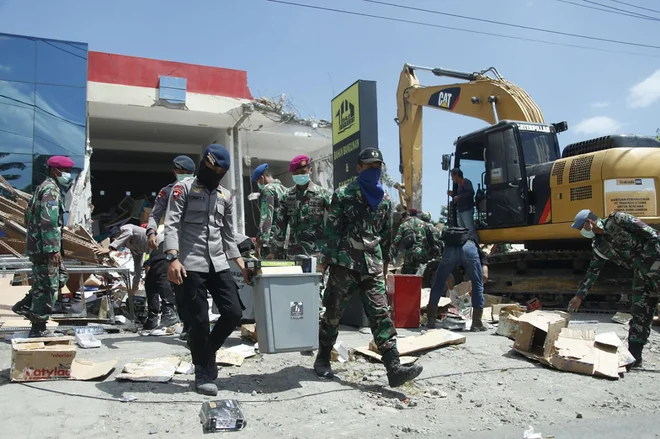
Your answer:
[447,168,477,241]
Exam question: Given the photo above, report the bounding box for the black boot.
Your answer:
[29,322,54,338]
[159,305,180,328]
[142,312,159,331]
[194,365,218,396]
[12,295,32,318]
[627,342,643,371]
[470,308,488,332]
[426,303,438,329]
[179,321,190,341]
[382,347,423,387]
[313,344,334,378]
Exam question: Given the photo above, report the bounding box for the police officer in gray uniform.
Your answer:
[164,144,251,396]
[146,155,195,338]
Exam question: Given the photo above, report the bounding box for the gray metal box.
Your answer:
[253,273,321,354]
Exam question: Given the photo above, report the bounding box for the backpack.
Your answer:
[441,227,470,247]
[424,224,443,256]
[401,228,416,250]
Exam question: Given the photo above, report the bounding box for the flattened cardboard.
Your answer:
[116,356,181,382]
[355,329,465,363]
[513,311,570,361]
[11,336,115,382]
[549,328,623,379]
[352,347,418,365]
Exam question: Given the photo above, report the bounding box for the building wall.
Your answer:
[0,32,89,192]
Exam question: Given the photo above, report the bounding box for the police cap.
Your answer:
[203,144,231,171]
[173,155,195,173]
[251,163,269,183]
[358,148,383,164]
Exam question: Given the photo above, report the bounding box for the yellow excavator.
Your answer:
[396,63,660,309]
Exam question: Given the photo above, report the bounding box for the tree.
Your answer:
[439,205,448,223]
[656,128,659,140]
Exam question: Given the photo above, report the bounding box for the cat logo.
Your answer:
[331,82,361,143]
[428,87,461,111]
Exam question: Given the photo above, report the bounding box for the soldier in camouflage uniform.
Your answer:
[569,209,660,370]
[314,148,423,388]
[250,163,288,259]
[14,156,74,337]
[392,210,426,274]
[271,155,331,259]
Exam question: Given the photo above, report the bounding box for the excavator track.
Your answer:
[484,250,633,314]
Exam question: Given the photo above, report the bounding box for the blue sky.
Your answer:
[1,0,658,217]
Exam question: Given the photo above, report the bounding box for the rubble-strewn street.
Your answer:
[1,315,658,438]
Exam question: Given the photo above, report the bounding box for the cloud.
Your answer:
[628,69,660,109]
[574,116,623,136]
[591,101,609,109]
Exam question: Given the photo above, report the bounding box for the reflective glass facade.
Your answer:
[0,33,87,192]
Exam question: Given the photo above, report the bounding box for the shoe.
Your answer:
[159,305,180,328]
[426,303,438,329]
[12,295,31,318]
[29,322,55,338]
[179,329,189,341]
[470,308,488,332]
[626,342,643,371]
[208,356,219,381]
[313,344,334,378]
[382,347,423,388]
[194,366,218,396]
[142,313,159,331]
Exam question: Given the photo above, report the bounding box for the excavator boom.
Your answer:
[396,63,544,210]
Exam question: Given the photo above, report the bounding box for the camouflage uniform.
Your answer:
[257,180,288,258]
[577,212,660,345]
[25,177,68,323]
[318,182,396,354]
[272,181,331,258]
[392,216,426,274]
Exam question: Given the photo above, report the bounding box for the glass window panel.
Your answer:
[0,80,35,153]
[32,153,83,190]
[0,153,33,193]
[34,84,86,157]
[35,39,88,87]
[0,34,36,83]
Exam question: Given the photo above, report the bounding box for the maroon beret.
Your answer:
[289,155,311,172]
[47,156,75,169]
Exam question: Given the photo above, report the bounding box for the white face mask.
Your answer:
[580,228,595,239]
[176,173,192,182]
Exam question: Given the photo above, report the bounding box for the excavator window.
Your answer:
[519,131,560,165]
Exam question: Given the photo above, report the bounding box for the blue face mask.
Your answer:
[357,167,384,211]
[293,174,310,186]
[176,173,192,182]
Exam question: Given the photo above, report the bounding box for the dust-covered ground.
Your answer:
[0,314,659,439]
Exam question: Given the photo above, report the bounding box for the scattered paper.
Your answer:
[75,333,101,349]
[175,361,194,375]
[612,312,632,325]
[116,356,181,382]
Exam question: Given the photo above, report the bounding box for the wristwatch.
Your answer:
[146,229,155,237]
[166,253,178,263]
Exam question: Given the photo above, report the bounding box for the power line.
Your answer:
[264,0,660,58]
[580,0,659,19]
[553,0,660,21]
[362,0,660,48]
[608,0,660,15]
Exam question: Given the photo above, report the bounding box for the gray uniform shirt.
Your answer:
[147,183,174,234]
[110,224,163,291]
[163,178,240,272]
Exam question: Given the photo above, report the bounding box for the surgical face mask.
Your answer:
[56,172,72,187]
[580,228,595,239]
[257,183,265,190]
[176,173,192,182]
[292,174,310,186]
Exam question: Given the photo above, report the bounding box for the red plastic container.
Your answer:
[386,274,422,328]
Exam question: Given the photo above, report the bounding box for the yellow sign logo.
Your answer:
[332,82,361,144]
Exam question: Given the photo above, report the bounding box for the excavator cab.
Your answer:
[451,120,562,230]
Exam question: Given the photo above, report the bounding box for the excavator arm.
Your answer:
[396,64,545,210]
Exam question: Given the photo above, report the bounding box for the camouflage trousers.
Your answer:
[629,269,660,345]
[28,255,68,323]
[319,265,397,354]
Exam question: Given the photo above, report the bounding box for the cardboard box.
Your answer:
[11,336,116,382]
[495,305,526,339]
[513,311,570,361]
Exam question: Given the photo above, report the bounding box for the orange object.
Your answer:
[526,297,542,312]
[386,275,423,328]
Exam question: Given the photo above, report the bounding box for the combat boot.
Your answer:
[12,295,32,318]
[313,344,334,378]
[142,312,159,331]
[29,322,54,338]
[426,303,438,329]
[382,347,423,388]
[194,365,218,396]
[470,308,488,332]
[159,305,180,328]
[626,342,643,371]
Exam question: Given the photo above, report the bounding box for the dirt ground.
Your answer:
[0,314,659,439]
